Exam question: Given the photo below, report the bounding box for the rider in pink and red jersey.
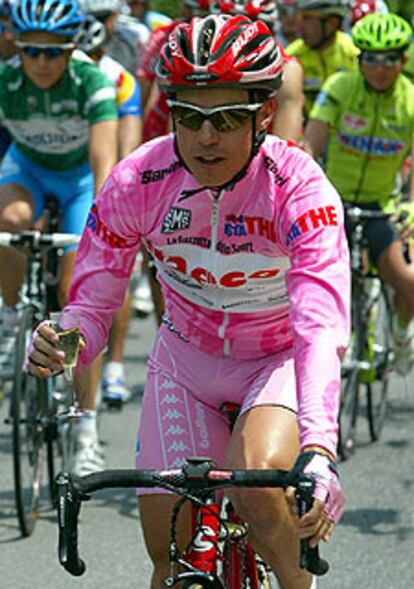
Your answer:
[28,15,349,589]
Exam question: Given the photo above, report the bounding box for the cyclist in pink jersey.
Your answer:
[28,14,349,589]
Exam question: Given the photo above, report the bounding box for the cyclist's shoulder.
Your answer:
[334,31,359,56]
[285,38,307,58]
[322,70,361,94]
[115,14,150,43]
[260,137,342,212]
[144,10,172,31]
[69,54,114,86]
[0,54,23,85]
[260,136,328,185]
[112,134,181,186]
[99,54,132,84]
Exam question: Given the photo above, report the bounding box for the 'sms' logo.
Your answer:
[162,207,192,234]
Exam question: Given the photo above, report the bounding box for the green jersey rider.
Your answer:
[0,0,118,476]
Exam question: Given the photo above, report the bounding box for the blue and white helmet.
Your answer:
[11,0,84,37]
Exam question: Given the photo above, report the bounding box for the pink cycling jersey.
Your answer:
[64,134,350,457]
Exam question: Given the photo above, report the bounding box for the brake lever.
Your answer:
[296,477,329,576]
[56,472,87,576]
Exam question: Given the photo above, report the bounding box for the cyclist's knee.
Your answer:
[0,184,34,231]
[0,199,33,232]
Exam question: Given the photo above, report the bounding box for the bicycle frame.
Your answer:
[168,487,261,588]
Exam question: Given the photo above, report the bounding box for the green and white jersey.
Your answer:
[0,54,118,170]
[310,71,414,207]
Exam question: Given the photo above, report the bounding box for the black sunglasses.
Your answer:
[166,100,264,133]
[16,41,74,59]
[360,51,403,68]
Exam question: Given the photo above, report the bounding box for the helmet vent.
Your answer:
[197,17,217,65]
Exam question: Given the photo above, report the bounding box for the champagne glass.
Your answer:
[49,310,82,417]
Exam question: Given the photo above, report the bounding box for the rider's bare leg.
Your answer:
[377,239,414,324]
[139,495,192,589]
[0,183,34,305]
[223,405,313,589]
[139,406,313,589]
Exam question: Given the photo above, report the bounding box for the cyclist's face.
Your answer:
[19,31,73,90]
[174,88,274,188]
[298,12,337,48]
[127,0,148,20]
[360,55,405,92]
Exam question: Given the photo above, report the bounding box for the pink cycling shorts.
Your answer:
[135,324,298,495]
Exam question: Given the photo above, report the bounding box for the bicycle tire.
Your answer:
[338,361,359,460]
[338,280,363,461]
[366,283,391,441]
[11,305,45,536]
[42,378,59,506]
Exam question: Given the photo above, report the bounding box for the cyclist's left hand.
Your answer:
[394,202,414,241]
[286,450,345,548]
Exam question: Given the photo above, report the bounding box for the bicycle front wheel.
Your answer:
[11,305,46,536]
[366,283,391,441]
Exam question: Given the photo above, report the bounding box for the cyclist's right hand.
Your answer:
[26,320,85,378]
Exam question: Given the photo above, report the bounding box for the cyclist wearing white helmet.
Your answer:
[0,0,119,476]
[29,14,349,589]
[80,0,150,74]
[286,0,359,117]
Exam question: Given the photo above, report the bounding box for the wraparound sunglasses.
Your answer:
[15,41,75,59]
[166,99,264,133]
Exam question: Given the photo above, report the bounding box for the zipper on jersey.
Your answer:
[208,189,231,357]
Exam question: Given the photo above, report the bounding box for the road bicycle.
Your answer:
[57,402,328,587]
[1,200,80,536]
[339,205,394,460]
[57,458,329,588]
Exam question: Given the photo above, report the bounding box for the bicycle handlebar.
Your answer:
[0,230,80,249]
[56,463,329,578]
[344,205,392,222]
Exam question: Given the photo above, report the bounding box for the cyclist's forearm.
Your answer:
[302,119,329,159]
[89,119,119,194]
[118,115,142,160]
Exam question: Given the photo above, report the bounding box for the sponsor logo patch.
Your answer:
[140,161,182,184]
[224,214,276,243]
[162,207,192,234]
[286,205,338,246]
[338,132,405,156]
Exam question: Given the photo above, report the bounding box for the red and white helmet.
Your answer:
[156,14,284,93]
[350,0,376,26]
[210,0,278,26]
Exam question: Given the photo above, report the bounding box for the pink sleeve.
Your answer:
[62,164,142,371]
[280,154,350,458]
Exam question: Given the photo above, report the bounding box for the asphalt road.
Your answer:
[0,313,413,588]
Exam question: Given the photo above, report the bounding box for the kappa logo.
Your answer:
[162,207,192,234]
